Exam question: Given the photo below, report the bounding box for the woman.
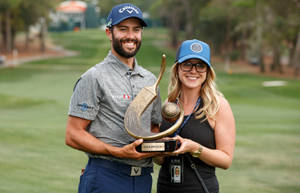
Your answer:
[156,39,236,193]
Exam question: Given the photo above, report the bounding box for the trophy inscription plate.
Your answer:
[136,140,180,152]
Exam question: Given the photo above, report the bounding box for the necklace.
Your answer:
[172,97,201,136]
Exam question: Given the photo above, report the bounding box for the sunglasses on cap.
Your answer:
[179,62,207,73]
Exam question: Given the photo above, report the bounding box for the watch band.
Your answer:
[191,145,203,158]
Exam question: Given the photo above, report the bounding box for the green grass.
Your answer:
[0,28,300,193]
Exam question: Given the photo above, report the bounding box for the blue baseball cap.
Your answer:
[106,3,147,28]
[176,39,211,67]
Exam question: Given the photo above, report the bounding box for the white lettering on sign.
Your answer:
[141,142,165,151]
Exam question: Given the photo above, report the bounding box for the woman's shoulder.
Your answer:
[216,94,230,107]
[215,95,234,119]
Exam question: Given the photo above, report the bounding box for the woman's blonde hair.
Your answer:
[168,62,223,120]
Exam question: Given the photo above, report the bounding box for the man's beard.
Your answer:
[112,33,141,58]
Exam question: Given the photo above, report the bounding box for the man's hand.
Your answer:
[113,139,161,160]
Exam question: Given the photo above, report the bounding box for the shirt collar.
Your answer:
[106,51,145,77]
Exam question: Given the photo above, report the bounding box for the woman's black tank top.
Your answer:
[157,103,219,193]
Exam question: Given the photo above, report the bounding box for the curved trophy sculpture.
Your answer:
[124,54,184,152]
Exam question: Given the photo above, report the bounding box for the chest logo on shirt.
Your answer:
[77,103,93,111]
[123,94,130,99]
[111,94,131,102]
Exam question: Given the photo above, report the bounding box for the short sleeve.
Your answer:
[68,69,101,120]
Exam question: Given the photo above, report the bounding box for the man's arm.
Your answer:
[65,115,158,159]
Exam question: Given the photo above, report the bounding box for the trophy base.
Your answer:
[136,139,180,152]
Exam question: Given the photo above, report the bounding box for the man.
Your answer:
[65,3,162,193]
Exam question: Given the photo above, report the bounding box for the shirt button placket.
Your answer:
[127,72,135,99]
[131,77,138,98]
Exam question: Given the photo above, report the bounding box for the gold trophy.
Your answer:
[124,54,184,152]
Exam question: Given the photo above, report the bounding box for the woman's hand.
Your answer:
[171,135,201,155]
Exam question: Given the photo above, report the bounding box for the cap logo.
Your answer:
[119,5,139,14]
[190,43,202,53]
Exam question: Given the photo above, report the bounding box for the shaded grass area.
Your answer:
[0,28,299,193]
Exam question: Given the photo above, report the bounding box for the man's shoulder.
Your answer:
[137,65,156,80]
[82,61,107,78]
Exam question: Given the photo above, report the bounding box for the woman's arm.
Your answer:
[173,96,236,169]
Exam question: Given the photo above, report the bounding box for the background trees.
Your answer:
[0,0,59,53]
[0,0,299,77]
[148,0,300,76]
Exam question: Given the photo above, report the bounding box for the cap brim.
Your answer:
[178,55,211,67]
[111,16,147,27]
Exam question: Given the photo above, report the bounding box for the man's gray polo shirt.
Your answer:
[68,51,162,167]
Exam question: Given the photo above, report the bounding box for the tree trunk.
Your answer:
[25,26,30,50]
[292,30,300,77]
[5,10,12,53]
[0,17,2,52]
[270,45,282,73]
[11,27,16,51]
[224,16,232,73]
[240,28,247,61]
[256,0,265,73]
[183,0,194,39]
[169,7,180,48]
[289,36,297,67]
[39,18,46,52]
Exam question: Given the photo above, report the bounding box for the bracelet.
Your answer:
[191,145,203,158]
